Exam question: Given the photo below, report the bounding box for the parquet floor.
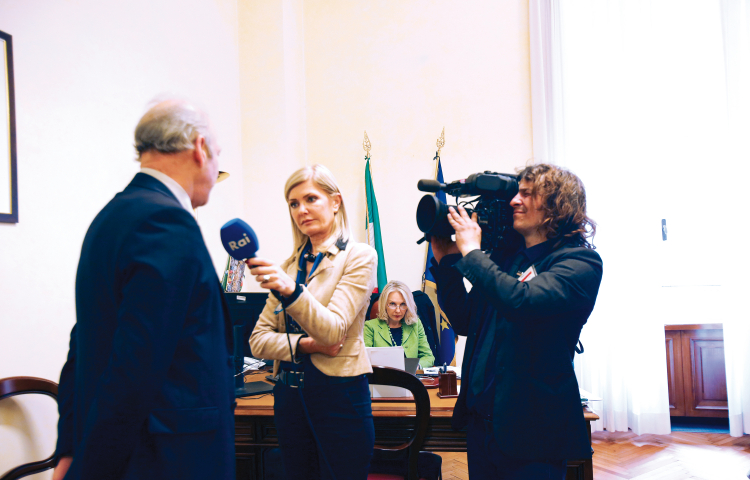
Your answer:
[436,430,750,480]
[591,430,750,480]
[438,451,469,480]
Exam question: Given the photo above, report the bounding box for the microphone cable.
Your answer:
[282,303,338,480]
[281,248,339,480]
[221,219,338,477]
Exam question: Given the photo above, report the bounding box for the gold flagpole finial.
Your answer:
[435,127,445,159]
[363,131,372,159]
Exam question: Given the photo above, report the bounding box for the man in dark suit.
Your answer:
[54,99,235,479]
[430,164,603,480]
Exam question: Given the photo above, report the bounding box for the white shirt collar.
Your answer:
[139,168,194,214]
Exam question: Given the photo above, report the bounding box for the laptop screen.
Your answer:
[403,357,419,375]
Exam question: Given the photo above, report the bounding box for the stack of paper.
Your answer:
[422,366,461,379]
[579,388,602,406]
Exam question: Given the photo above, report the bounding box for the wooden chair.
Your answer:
[0,376,59,480]
[368,297,380,320]
[368,366,442,480]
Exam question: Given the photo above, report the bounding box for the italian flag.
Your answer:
[365,156,387,293]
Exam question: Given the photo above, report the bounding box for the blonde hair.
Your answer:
[377,280,418,325]
[284,164,351,254]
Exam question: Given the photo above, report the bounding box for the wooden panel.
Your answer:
[682,329,728,417]
[665,331,685,416]
[234,415,275,480]
[423,417,467,452]
[234,416,257,442]
[698,345,727,400]
[235,454,257,480]
[257,421,279,443]
[235,390,600,480]
[566,460,586,480]
[664,324,723,331]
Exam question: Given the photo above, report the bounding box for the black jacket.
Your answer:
[431,243,603,461]
[56,173,235,479]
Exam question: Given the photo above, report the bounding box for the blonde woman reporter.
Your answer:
[247,165,377,480]
[364,280,435,369]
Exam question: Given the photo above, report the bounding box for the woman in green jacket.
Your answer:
[364,280,435,368]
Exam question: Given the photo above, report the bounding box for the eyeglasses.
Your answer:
[387,302,407,311]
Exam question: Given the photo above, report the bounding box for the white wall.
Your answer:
[238,0,309,267]
[239,0,532,293]
[0,0,243,475]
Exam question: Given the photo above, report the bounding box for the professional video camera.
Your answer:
[416,171,521,251]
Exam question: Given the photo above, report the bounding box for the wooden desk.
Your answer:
[234,381,599,480]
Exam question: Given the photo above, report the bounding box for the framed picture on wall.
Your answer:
[0,29,17,223]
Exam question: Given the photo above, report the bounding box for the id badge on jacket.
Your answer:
[518,265,537,282]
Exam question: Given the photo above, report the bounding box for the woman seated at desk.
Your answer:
[364,280,435,369]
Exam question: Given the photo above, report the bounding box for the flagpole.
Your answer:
[422,127,445,292]
[363,131,388,293]
[419,128,456,366]
[364,131,372,250]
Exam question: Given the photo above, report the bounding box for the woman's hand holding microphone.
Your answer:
[246,257,297,297]
[246,257,345,357]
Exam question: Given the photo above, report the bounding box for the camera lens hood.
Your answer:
[416,195,455,237]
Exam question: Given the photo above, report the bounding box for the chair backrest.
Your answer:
[0,376,59,480]
[410,291,439,358]
[369,299,380,321]
[369,366,431,480]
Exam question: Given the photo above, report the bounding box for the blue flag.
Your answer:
[422,157,456,366]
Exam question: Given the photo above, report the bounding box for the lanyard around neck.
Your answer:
[297,245,324,285]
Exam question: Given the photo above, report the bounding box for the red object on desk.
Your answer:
[420,377,439,389]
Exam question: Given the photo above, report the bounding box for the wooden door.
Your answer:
[665,330,686,416]
[665,325,728,418]
[681,328,728,417]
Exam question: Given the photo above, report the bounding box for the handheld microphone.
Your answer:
[220,218,260,260]
[417,179,444,193]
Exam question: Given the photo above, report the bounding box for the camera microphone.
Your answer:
[417,179,444,193]
[220,218,260,260]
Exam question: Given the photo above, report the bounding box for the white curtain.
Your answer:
[719,0,750,437]
[530,0,749,435]
[529,0,565,165]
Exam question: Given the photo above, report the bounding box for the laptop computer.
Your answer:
[366,348,423,398]
[404,357,420,376]
[235,380,274,398]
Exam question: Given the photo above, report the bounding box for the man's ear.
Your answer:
[192,135,208,167]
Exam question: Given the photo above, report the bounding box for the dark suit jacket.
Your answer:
[56,173,235,479]
[432,243,603,461]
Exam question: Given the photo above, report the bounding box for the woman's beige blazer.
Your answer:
[249,240,377,377]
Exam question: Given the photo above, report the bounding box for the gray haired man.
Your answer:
[54,99,235,479]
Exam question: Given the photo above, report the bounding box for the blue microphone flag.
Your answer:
[220,218,260,260]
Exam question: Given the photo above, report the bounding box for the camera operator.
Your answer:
[429,163,603,480]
